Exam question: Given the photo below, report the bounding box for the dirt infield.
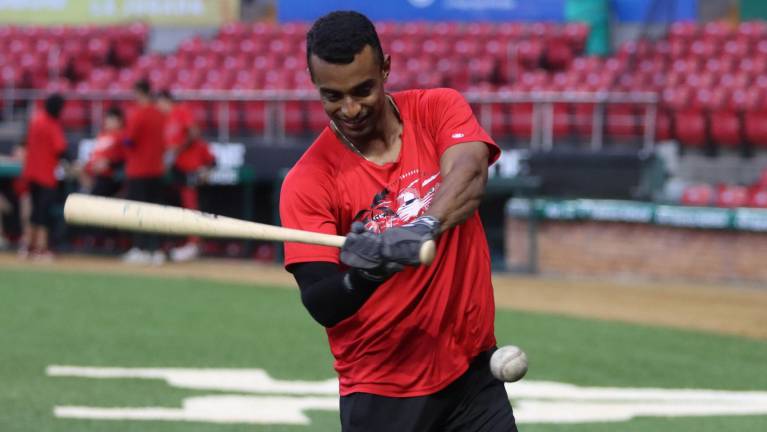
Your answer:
[2,252,766,340]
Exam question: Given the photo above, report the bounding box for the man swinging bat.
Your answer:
[279,10,518,431]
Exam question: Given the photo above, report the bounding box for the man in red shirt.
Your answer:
[157,90,215,262]
[280,11,517,431]
[83,106,125,197]
[21,93,67,260]
[121,79,167,265]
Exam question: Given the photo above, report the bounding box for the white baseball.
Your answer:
[490,345,528,382]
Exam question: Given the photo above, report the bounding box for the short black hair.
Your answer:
[133,78,152,96]
[306,10,384,75]
[105,105,124,122]
[44,93,65,119]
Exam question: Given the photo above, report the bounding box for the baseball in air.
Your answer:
[490,345,528,382]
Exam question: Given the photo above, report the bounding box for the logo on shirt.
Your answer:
[354,172,440,233]
[451,133,465,139]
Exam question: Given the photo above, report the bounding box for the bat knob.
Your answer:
[419,239,436,265]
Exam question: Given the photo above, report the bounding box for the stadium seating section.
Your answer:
[3,20,767,209]
[4,20,767,148]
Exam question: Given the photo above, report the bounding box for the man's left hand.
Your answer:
[381,216,440,266]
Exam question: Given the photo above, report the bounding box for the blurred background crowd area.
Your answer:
[0,0,766,281]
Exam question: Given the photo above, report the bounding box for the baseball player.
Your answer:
[157,90,215,262]
[279,11,517,431]
[121,79,167,265]
[82,106,125,197]
[21,93,68,261]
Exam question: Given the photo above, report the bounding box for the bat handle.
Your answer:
[419,239,436,266]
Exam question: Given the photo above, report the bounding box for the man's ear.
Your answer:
[382,55,391,81]
[306,66,315,84]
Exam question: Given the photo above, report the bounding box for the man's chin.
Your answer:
[340,124,373,140]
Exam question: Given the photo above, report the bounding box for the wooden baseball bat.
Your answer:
[63,193,436,265]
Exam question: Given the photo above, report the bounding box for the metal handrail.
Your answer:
[1,87,659,150]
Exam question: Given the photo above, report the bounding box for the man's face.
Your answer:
[309,45,390,141]
[157,98,172,113]
[104,115,121,131]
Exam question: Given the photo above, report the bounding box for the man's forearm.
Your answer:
[425,161,487,232]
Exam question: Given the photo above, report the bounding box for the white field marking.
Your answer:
[55,396,338,425]
[48,366,767,425]
[47,366,338,395]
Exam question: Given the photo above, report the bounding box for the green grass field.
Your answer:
[1,269,766,431]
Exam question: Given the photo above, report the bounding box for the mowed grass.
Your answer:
[0,268,766,432]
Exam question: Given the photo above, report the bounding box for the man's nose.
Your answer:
[341,97,361,119]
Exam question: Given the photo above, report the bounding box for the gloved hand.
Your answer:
[381,216,440,266]
[340,222,403,281]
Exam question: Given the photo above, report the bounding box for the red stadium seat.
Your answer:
[515,40,543,70]
[673,110,707,148]
[744,111,767,147]
[716,185,749,208]
[669,21,698,42]
[655,110,672,141]
[605,105,637,138]
[60,99,89,129]
[681,184,715,206]
[572,103,594,136]
[509,103,534,138]
[283,101,304,134]
[551,103,570,138]
[489,102,510,137]
[306,101,328,133]
[563,22,589,53]
[497,22,527,39]
[709,110,741,148]
[243,101,266,133]
[748,187,767,208]
[544,39,574,71]
[185,101,210,131]
[738,21,767,42]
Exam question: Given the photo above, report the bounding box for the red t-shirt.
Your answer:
[123,103,166,178]
[22,111,67,188]
[175,140,215,173]
[164,104,213,173]
[85,130,124,177]
[165,104,195,149]
[280,88,501,397]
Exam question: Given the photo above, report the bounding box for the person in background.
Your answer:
[81,106,125,197]
[121,79,167,265]
[157,90,215,262]
[21,93,68,261]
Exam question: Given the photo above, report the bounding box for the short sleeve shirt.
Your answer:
[280,88,500,397]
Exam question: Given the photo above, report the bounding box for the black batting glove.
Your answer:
[340,222,403,283]
[381,216,440,266]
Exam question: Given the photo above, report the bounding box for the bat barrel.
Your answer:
[63,194,346,248]
[64,193,435,265]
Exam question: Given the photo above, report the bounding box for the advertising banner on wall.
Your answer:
[277,0,566,22]
[0,0,239,26]
[278,0,698,23]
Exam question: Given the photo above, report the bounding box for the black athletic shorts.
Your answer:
[91,175,121,197]
[29,182,56,227]
[340,348,518,432]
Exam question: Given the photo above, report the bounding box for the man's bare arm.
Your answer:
[424,141,489,233]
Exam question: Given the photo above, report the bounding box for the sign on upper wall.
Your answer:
[277,0,566,22]
[277,0,699,23]
[0,0,240,26]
